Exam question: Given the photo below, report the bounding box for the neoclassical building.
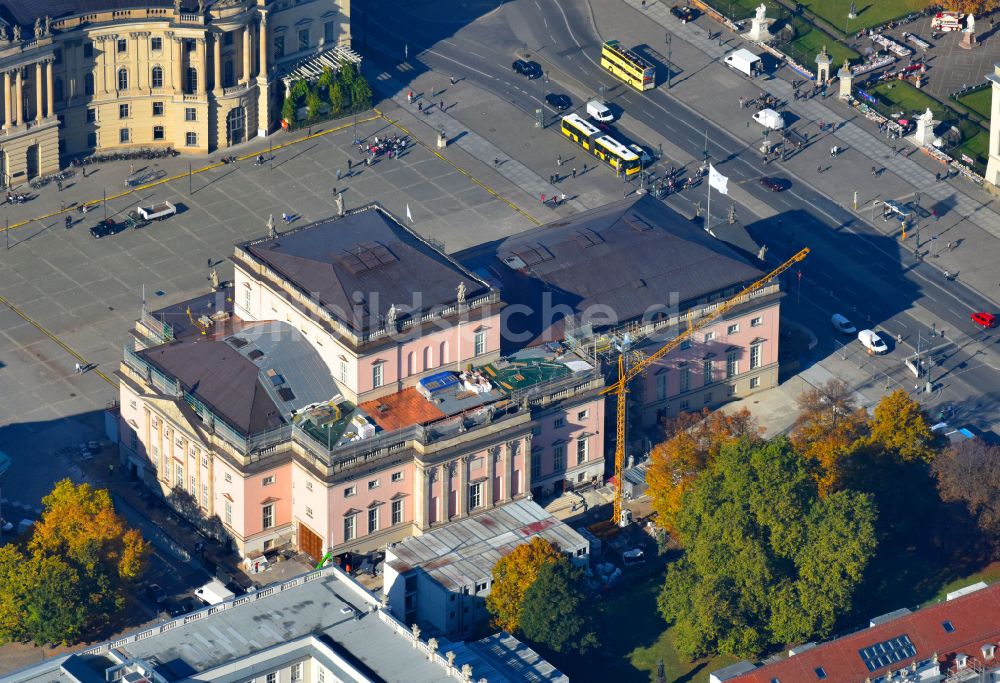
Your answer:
[0,0,350,183]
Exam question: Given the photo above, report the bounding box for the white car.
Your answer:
[858,329,888,355]
[831,313,856,334]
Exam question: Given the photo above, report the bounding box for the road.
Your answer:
[364,0,1000,430]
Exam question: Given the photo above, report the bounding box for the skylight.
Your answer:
[943,621,955,633]
[858,634,917,672]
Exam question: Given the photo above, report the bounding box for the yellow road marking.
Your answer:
[0,294,116,387]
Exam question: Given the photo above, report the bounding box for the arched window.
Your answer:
[117,67,128,91]
[423,346,432,370]
[439,340,449,365]
[186,67,198,93]
[407,351,415,376]
[84,73,94,96]
[151,65,163,89]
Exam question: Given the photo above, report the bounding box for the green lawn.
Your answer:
[921,562,1000,606]
[547,558,735,682]
[787,17,860,67]
[959,129,990,167]
[870,80,953,122]
[799,0,928,31]
[956,86,992,120]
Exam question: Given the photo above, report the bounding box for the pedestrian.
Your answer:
[332,186,337,197]
[82,167,86,178]
[407,90,413,104]
[549,174,554,184]
[207,258,211,268]
[557,154,562,166]
[440,100,444,111]
[57,180,63,192]
[336,168,342,180]
[817,165,823,173]
[642,0,646,7]
[418,102,423,112]
[450,75,457,85]
[494,158,499,167]
[582,163,587,173]
[560,193,566,204]
[872,165,877,176]
[348,158,352,171]
[935,171,940,182]
[572,167,577,178]
[282,211,291,224]
[129,163,134,176]
[74,362,81,374]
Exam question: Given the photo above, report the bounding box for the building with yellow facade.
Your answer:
[0,0,351,185]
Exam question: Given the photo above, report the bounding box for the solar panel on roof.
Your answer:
[858,634,916,672]
[277,387,296,401]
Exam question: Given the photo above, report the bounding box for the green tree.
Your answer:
[338,62,358,89]
[317,66,335,94]
[486,537,560,633]
[519,556,598,653]
[658,438,878,660]
[351,75,373,110]
[21,554,89,645]
[281,95,297,124]
[329,81,344,116]
[865,390,936,462]
[306,89,323,120]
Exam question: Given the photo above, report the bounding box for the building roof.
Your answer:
[138,320,339,436]
[0,0,199,25]
[359,387,446,431]
[385,499,589,592]
[460,194,764,345]
[727,581,1000,683]
[469,632,569,682]
[3,566,555,683]
[237,205,492,336]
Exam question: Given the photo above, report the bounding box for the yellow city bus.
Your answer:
[560,114,641,176]
[600,40,656,91]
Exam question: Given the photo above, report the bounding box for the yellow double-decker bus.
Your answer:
[560,114,641,176]
[600,40,655,91]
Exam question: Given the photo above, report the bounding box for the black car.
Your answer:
[759,176,790,192]
[146,583,167,604]
[512,59,542,79]
[545,93,571,111]
[670,5,698,21]
[90,218,125,239]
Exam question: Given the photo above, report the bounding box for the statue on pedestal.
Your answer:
[0,24,8,42]
[456,281,467,305]
[13,24,21,42]
[33,17,42,39]
[386,304,398,330]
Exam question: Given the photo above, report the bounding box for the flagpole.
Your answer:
[706,173,711,232]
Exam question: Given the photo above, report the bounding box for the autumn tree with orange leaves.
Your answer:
[939,0,998,16]
[486,537,560,633]
[0,479,149,645]
[646,408,760,532]
[790,379,868,495]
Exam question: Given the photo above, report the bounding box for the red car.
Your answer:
[971,312,996,329]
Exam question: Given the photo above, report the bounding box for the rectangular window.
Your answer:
[727,323,739,335]
[368,478,380,490]
[175,462,184,487]
[368,507,379,533]
[339,358,348,383]
[86,107,97,123]
[153,125,164,140]
[189,474,196,493]
[224,500,232,524]
[391,471,403,483]
[305,506,314,519]
[324,21,335,43]
[266,673,276,683]
[577,409,589,420]
[185,131,197,147]
[750,376,761,389]
[656,371,668,400]
[726,351,738,378]
[152,100,164,116]
[703,358,714,384]
[344,514,356,541]
[553,444,565,470]
[305,480,313,491]
[680,400,689,411]
[262,475,274,486]
[298,27,310,51]
[392,499,403,525]
[750,343,762,370]
[751,316,763,327]
[318,668,325,683]
[703,331,715,342]
[679,339,691,350]
[531,452,541,478]
[576,439,589,465]
[469,482,483,509]
[84,42,94,58]
[224,472,232,483]
[274,36,285,58]
[344,486,356,498]
[291,663,303,682]
[704,392,713,405]
[185,107,197,121]
[151,36,163,51]
[201,484,208,507]
[554,417,565,428]
[262,503,274,529]
[117,38,127,53]
[679,366,690,393]
[372,363,383,388]
[474,330,487,356]
[119,128,130,143]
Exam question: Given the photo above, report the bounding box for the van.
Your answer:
[587,100,614,123]
[194,578,236,606]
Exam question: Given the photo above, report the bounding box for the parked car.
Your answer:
[545,93,572,111]
[512,59,541,79]
[971,311,996,329]
[759,176,790,192]
[831,313,856,334]
[858,329,888,355]
[670,5,698,22]
[146,583,167,604]
[90,218,125,239]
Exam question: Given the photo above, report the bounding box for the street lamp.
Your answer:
[666,33,672,89]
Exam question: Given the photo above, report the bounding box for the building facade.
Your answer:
[117,205,608,562]
[0,0,349,184]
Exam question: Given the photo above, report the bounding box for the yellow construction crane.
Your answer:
[603,247,810,525]
[186,306,211,335]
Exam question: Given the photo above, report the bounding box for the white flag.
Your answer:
[406,203,413,222]
[708,164,728,195]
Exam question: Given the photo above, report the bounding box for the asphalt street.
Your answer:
[364,0,1000,430]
